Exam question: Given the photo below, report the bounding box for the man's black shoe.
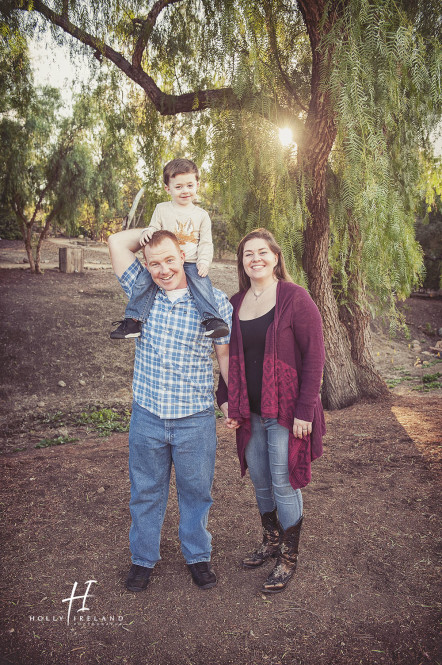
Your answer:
[110,318,142,339]
[203,318,229,339]
[187,562,217,589]
[125,564,153,592]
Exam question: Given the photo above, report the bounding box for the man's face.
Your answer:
[144,238,187,291]
[164,172,199,207]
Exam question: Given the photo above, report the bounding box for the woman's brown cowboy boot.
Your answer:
[261,516,303,593]
[242,509,282,568]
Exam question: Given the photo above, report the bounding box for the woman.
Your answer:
[217,228,326,594]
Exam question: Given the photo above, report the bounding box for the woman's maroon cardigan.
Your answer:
[216,281,326,490]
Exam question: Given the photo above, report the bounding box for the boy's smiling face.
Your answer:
[165,172,199,207]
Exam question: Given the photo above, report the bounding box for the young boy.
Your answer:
[110,158,229,340]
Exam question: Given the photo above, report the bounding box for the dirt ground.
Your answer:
[0,238,441,665]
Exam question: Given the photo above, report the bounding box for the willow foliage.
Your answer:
[323,0,441,308]
[5,0,441,303]
[206,0,440,309]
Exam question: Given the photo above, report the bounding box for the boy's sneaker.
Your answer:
[110,318,142,339]
[203,318,229,339]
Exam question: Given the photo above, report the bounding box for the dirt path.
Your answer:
[0,241,441,664]
[1,396,440,665]
[0,238,112,270]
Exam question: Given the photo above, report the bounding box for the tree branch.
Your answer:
[30,183,49,226]
[28,0,242,115]
[262,0,308,113]
[132,0,183,69]
[18,0,306,136]
[12,200,29,228]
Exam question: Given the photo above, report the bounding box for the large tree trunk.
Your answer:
[300,159,359,410]
[338,217,389,398]
[297,0,385,409]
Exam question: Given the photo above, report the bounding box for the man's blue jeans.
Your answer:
[125,262,222,323]
[128,401,217,568]
[245,412,303,530]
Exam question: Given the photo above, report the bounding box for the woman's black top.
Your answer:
[239,306,275,415]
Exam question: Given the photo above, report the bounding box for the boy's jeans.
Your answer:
[128,400,217,567]
[125,262,222,323]
[245,412,303,530]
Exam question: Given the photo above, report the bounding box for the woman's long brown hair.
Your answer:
[236,228,293,292]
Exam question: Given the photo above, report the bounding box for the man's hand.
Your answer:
[293,417,312,439]
[197,262,209,278]
[139,227,154,246]
[219,402,240,430]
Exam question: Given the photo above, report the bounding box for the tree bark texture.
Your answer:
[15,205,37,273]
[300,159,359,409]
[22,224,37,274]
[337,217,389,398]
[298,0,361,409]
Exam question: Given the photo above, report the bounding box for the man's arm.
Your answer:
[107,229,144,278]
[214,343,229,387]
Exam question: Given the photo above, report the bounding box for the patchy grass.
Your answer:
[423,372,442,383]
[40,410,66,426]
[386,378,405,389]
[35,435,78,449]
[413,372,442,392]
[423,322,436,336]
[1,404,133,454]
[75,407,131,436]
[386,368,418,389]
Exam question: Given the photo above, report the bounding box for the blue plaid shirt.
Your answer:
[118,259,232,418]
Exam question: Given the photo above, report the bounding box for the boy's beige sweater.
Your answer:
[147,201,213,266]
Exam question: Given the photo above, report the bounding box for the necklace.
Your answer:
[250,280,277,301]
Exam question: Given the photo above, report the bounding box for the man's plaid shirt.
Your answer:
[118,259,232,419]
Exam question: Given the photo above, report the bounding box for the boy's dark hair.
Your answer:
[163,158,199,186]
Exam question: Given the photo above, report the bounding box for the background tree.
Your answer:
[415,157,442,290]
[4,0,440,407]
[0,25,31,239]
[0,36,150,266]
[74,71,144,240]
[415,204,442,290]
[0,75,93,272]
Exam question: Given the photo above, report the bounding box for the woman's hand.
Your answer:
[293,418,312,439]
[219,402,240,430]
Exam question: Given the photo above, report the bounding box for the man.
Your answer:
[108,228,232,592]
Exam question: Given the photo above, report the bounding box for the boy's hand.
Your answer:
[139,227,153,246]
[197,262,209,277]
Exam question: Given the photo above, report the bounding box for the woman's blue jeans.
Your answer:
[128,401,217,568]
[245,412,303,530]
[125,262,221,323]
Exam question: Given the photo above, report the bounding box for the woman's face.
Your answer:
[242,237,278,282]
